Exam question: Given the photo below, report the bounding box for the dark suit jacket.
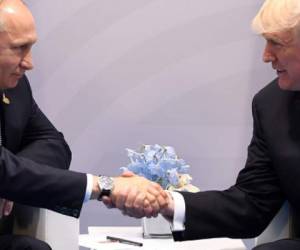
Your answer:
[0,76,86,218]
[173,78,300,241]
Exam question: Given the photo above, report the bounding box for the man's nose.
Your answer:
[20,51,34,70]
[263,45,276,63]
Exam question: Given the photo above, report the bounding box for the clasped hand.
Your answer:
[0,198,13,219]
[102,172,174,219]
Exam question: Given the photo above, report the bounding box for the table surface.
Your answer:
[79,226,247,250]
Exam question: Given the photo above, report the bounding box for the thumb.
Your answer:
[121,171,135,177]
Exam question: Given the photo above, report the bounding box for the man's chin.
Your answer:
[278,78,300,91]
[1,81,19,89]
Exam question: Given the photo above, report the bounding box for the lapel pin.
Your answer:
[2,93,10,105]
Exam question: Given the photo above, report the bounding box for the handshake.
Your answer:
[0,173,175,221]
[93,172,175,220]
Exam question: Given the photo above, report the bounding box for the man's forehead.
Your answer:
[263,30,295,44]
[12,34,37,45]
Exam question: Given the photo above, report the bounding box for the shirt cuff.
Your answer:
[84,174,94,202]
[169,191,186,231]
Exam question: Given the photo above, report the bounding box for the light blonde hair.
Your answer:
[252,0,300,34]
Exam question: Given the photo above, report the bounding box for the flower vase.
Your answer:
[142,214,172,238]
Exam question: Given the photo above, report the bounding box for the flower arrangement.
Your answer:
[121,144,199,192]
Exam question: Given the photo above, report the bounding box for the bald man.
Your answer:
[0,1,168,249]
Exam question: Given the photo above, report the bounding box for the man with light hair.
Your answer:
[161,0,300,249]
[111,1,300,249]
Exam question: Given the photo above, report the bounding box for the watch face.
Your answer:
[98,176,114,200]
[99,176,113,191]
[102,177,113,189]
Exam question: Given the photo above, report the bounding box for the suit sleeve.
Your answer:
[0,146,86,218]
[173,95,284,241]
[16,76,71,170]
[0,76,83,217]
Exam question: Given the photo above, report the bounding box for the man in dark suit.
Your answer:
[159,1,300,249]
[0,0,168,249]
[114,1,300,249]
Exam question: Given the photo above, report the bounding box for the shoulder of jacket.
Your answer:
[253,78,282,105]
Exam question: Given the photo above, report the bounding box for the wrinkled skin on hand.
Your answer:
[102,172,169,218]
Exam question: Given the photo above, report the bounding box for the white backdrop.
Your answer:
[25,0,274,233]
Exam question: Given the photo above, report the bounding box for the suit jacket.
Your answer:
[0,76,86,218]
[173,78,300,241]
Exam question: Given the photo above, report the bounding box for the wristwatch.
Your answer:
[97,176,114,201]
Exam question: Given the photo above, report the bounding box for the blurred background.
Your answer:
[26,0,273,234]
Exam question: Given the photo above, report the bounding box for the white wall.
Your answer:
[26,0,274,233]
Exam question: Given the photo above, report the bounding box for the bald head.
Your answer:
[0,0,30,32]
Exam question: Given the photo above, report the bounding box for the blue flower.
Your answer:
[121,144,191,189]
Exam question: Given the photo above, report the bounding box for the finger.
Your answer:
[146,188,168,210]
[143,204,154,218]
[124,188,146,218]
[102,197,115,209]
[121,171,135,177]
[131,192,146,218]
[159,190,168,199]
[115,187,129,210]
[124,187,138,209]
[145,192,157,205]
[146,182,166,199]
[156,194,168,209]
[149,200,160,217]
[133,192,146,210]
[160,194,175,219]
[149,182,163,192]
[145,193,160,217]
[146,189,159,198]
[143,199,156,218]
[4,201,13,216]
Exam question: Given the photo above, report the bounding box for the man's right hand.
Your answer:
[0,199,14,219]
[99,172,168,218]
[111,174,168,218]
